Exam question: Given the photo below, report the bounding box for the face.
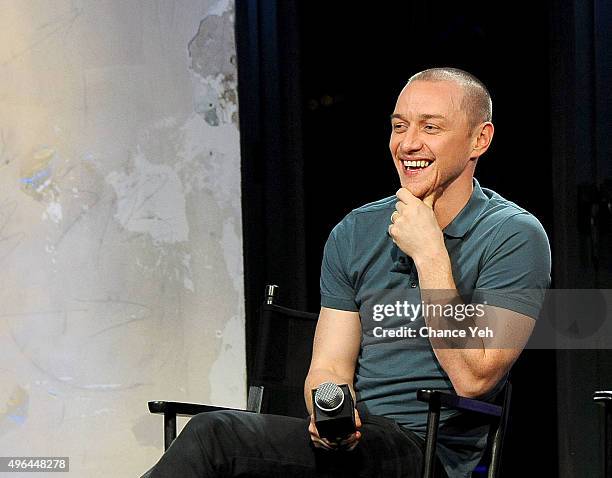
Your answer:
[389,80,479,199]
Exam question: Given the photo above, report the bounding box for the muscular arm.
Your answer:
[390,188,547,398]
[304,307,361,413]
[416,253,535,397]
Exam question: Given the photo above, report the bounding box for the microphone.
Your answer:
[312,382,356,440]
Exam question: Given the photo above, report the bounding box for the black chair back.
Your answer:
[252,284,318,417]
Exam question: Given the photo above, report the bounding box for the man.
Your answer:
[146,68,550,478]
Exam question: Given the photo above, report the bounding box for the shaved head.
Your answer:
[406,67,492,131]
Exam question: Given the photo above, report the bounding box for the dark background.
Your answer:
[235,1,612,476]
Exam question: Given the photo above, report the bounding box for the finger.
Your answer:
[308,419,317,435]
[321,438,338,450]
[390,210,400,224]
[387,224,396,241]
[308,417,325,442]
[396,187,419,205]
[338,430,361,447]
[309,430,336,450]
[395,201,406,214]
[312,439,336,451]
[354,409,362,429]
[345,441,360,452]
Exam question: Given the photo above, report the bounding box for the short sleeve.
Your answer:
[471,213,551,319]
[320,217,359,312]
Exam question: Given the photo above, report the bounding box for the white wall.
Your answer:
[0,1,245,476]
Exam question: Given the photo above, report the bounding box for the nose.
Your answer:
[399,126,423,153]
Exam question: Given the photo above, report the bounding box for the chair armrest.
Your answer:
[417,389,502,417]
[148,401,241,417]
[149,386,264,451]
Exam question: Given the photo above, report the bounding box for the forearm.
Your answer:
[414,251,494,397]
[304,368,355,415]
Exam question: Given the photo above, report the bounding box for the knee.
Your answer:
[183,409,243,435]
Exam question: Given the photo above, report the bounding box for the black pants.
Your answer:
[145,409,448,478]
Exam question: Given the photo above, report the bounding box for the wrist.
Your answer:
[412,245,450,271]
[413,249,455,289]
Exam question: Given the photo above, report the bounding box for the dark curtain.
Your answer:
[235,0,308,387]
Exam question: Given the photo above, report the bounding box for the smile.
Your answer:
[401,159,434,171]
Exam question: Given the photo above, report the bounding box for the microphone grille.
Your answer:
[314,382,344,411]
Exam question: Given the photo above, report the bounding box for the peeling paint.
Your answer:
[207,0,231,17]
[20,147,57,201]
[188,7,238,127]
[43,201,63,223]
[0,385,29,430]
[192,73,238,126]
[0,1,245,473]
[189,10,235,78]
[106,151,189,244]
[176,115,241,213]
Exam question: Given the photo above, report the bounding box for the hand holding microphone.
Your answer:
[309,382,361,451]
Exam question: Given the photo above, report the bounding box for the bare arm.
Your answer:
[304,306,362,450]
[390,188,543,398]
[304,307,361,413]
[415,255,535,397]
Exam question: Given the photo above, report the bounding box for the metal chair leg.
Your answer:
[163,412,177,451]
[422,396,441,478]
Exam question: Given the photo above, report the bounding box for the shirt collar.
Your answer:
[442,178,489,239]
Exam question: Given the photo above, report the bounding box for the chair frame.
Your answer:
[148,385,264,451]
[417,381,512,478]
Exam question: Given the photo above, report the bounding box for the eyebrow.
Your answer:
[390,113,447,121]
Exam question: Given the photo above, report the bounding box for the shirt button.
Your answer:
[410,282,417,288]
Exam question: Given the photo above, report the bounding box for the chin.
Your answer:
[399,182,427,199]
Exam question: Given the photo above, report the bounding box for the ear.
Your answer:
[471,122,494,159]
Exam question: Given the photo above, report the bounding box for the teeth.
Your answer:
[402,160,431,168]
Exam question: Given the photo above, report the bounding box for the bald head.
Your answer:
[406,67,492,131]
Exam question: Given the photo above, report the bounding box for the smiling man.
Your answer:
[145,68,550,478]
[309,67,551,477]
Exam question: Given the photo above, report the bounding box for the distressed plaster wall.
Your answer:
[0,1,245,476]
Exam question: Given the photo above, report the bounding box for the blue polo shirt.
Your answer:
[320,178,551,477]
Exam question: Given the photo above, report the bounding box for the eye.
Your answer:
[392,123,407,132]
[423,124,440,133]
